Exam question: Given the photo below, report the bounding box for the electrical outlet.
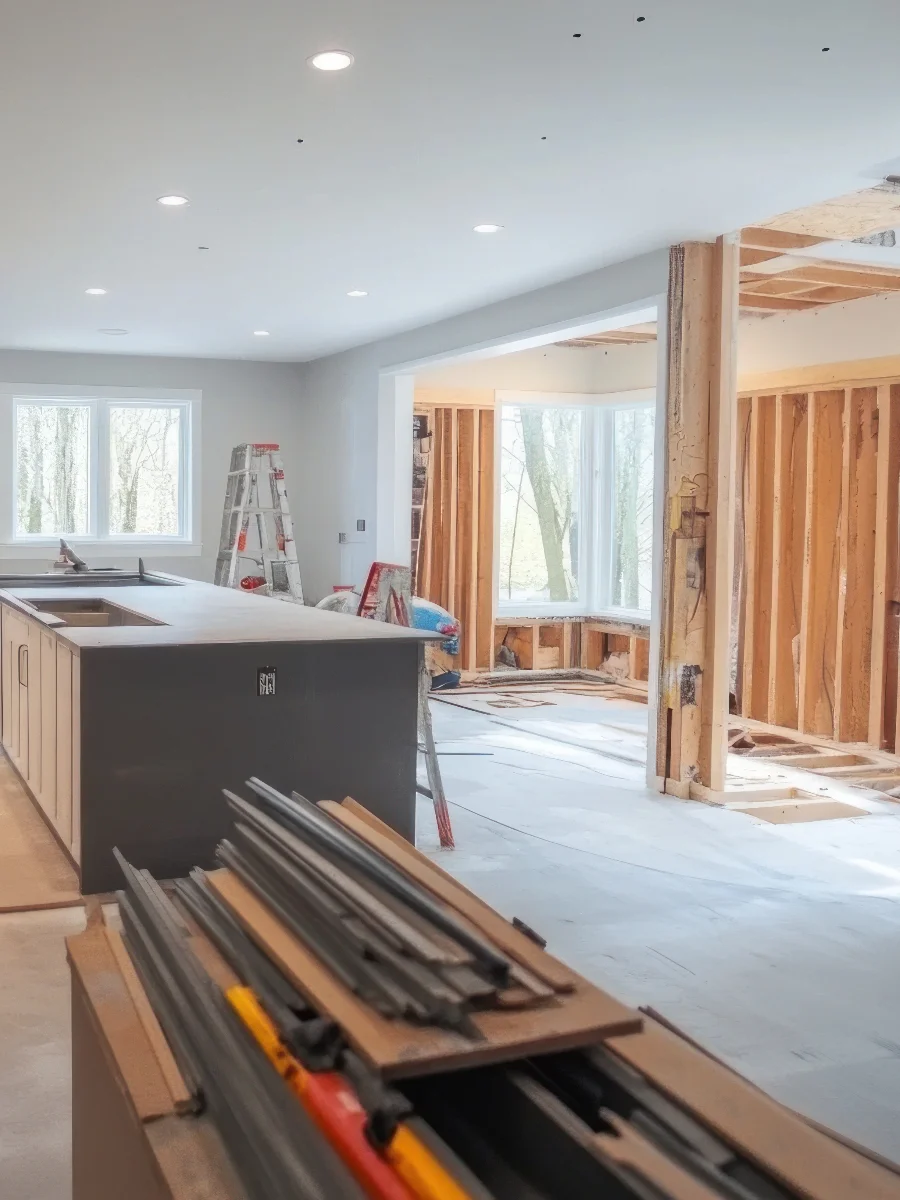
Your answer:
[357,519,366,532]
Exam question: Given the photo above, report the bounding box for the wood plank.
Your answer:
[768,395,808,726]
[475,408,495,671]
[795,285,876,305]
[744,228,830,252]
[320,801,582,993]
[741,396,777,720]
[609,1019,900,1200]
[868,385,900,747]
[741,228,829,252]
[834,389,878,741]
[740,246,782,268]
[446,408,458,613]
[455,408,477,671]
[208,867,640,1081]
[739,276,822,297]
[66,926,176,1121]
[752,397,776,719]
[739,293,824,312]
[103,927,192,1113]
[798,391,845,736]
[779,265,900,292]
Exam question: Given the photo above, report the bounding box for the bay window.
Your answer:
[497,390,655,618]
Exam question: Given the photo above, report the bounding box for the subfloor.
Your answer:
[3,692,900,1196]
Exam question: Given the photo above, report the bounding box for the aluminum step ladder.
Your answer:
[214,443,304,603]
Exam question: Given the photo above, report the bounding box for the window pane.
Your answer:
[612,406,655,610]
[108,407,182,535]
[16,404,90,535]
[499,406,580,604]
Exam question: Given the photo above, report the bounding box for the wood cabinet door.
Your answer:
[56,643,73,846]
[7,612,27,770]
[26,620,42,797]
[40,631,57,822]
[0,606,12,754]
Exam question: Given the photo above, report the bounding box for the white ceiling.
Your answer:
[2,0,900,363]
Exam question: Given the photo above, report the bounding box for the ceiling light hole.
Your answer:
[347,290,368,298]
[822,46,830,51]
[296,138,304,144]
[541,136,547,140]
[572,32,582,38]
[198,245,209,250]
[473,224,503,234]
[157,194,189,207]
[85,288,107,295]
[99,328,128,335]
[636,15,646,21]
[309,50,354,71]
[253,330,270,337]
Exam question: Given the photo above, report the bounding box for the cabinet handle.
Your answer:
[18,645,28,687]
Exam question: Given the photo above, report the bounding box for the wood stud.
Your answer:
[740,381,900,750]
[416,401,496,670]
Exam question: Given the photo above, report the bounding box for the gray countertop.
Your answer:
[0,573,433,650]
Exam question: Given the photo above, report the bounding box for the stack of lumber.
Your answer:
[102,784,900,1200]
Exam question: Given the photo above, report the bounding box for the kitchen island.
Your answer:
[0,571,426,893]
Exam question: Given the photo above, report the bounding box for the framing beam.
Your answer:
[656,238,739,796]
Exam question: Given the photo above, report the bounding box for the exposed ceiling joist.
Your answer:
[742,228,828,253]
[556,325,657,348]
[740,185,900,314]
[738,293,823,312]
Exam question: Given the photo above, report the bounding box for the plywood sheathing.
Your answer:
[656,238,739,795]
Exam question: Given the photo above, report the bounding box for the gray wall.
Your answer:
[0,350,304,584]
[296,248,669,600]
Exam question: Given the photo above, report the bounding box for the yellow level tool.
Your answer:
[226,985,473,1200]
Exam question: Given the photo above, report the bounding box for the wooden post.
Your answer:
[656,237,739,797]
[797,391,844,736]
[869,384,900,747]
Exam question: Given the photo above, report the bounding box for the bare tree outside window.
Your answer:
[499,406,580,603]
[108,407,182,535]
[612,407,655,609]
[16,404,90,535]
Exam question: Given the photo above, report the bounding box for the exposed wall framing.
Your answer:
[737,379,900,750]
[415,393,495,671]
[656,238,739,796]
[493,617,650,684]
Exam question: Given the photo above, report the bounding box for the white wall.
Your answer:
[297,249,669,600]
[0,350,304,583]
[738,290,900,380]
[416,340,658,392]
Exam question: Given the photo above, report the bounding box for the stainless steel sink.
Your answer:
[22,597,166,627]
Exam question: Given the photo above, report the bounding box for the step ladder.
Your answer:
[358,561,454,849]
[214,443,304,603]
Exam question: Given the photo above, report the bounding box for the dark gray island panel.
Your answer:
[79,638,420,893]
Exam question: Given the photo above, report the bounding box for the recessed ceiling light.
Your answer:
[474,223,503,234]
[85,288,107,295]
[347,289,368,297]
[309,50,354,71]
[99,328,128,335]
[157,194,189,206]
[253,330,270,337]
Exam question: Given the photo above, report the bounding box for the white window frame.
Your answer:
[0,384,201,557]
[495,389,655,620]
